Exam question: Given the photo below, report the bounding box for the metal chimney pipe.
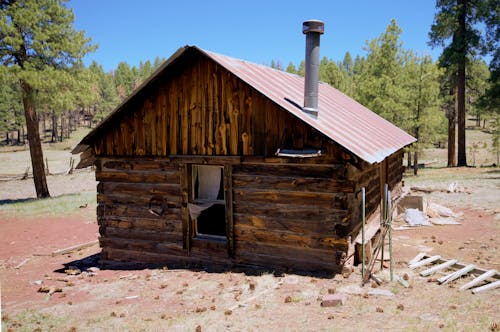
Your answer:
[302,20,324,117]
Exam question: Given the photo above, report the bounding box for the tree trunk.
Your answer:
[21,81,50,198]
[407,151,412,169]
[6,131,9,145]
[456,0,467,166]
[60,112,64,142]
[413,151,418,175]
[51,111,58,143]
[447,113,456,167]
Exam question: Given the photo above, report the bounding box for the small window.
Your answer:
[188,165,226,239]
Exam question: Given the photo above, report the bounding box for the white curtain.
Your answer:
[196,165,221,200]
[188,165,222,219]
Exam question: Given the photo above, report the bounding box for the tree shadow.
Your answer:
[0,198,37,205]
[54,252,337,279]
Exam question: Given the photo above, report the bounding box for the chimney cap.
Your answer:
[303,20,325,34]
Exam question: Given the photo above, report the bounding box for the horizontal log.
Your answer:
[100,237,161,252]
[99,216,182,233]
[234,163,345,179]
[234,213,347,236]
[169,155,241,164]
[234,224,348,251]
[97,192,181,207]
[100,158,175,171]
[235,240,341,265]
[233,201,347,221]
[241,156,343,165]
[233,174,354,193]
[234,250,340,274]
[102,247,191,264]
[97,203,181,221]
[102,227,183,244]
[98,182,181,198]
[233,190,345,208]
[96,170,180,184]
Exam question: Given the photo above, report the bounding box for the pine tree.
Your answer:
[0,0,95,198]
[429,0,494,166]
[355,20,410,129]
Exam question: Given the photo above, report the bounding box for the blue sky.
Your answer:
[68,0,441,72]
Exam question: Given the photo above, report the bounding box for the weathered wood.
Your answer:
[51,240,99,256]
[233,161,347,180]
[102,227,183,244]
[233,190,346,208]
[224,164,234,257]
[460,270,498,291]
[408,255,441,269]
[471,280,500,294]
[419,259,458,277]
[96,170,179,183]
[233,174,354,193]
[101,158,174,171]
[180,163,191,251]
[235,240,341,265]
[235,250,340,274]
[408,252,427,266]
[168,155,240,164]
[438,264,476,284]
[98,182,181,198]
[234,224,348,251]
[97,203,181,221]
[99,216,182,233]
[234,209,349,230]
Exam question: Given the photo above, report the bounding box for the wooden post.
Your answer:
[361,187,365,281]
[224,164,234,257]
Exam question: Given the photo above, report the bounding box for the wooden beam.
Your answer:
[408,255,441,269]
[438,264,475,284]
[471,280,500,294]
[224,164,234,257]
[419,259,458,277]
[51,240,99,256]
[460,269,498,291]
[408,252,426,266]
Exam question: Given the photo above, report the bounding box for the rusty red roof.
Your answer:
[203,48,415,164]
[75,46,415,163]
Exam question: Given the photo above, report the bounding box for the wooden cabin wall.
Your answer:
[346,148,406,238]
[232,162,353,273]
[92,51,335,160]
[95,157,192,264]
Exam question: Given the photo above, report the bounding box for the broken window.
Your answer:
[188,165,226,238]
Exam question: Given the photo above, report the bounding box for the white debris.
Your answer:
[404,208,431,226]
[429,217,461,225]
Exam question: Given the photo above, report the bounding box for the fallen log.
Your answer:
[51,240,99,256]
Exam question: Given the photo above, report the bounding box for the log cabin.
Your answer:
[73,21,415,275]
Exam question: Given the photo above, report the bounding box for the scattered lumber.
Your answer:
[51,240,99,256]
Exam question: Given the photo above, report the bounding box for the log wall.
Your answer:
[232,162,352,273]
[96,157,188,264]
[95,157,359,273]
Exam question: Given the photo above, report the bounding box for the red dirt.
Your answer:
[0,216,99,309]
[1,200,499,331]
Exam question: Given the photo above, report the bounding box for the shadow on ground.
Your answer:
[55,253,337,279]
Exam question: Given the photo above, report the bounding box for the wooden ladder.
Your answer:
[408,253,500,294]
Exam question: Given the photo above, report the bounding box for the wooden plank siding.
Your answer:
[92,51,344,162]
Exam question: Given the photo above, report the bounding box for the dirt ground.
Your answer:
[1,167,499,331]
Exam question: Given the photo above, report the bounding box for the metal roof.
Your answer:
[202,48,415,164]
[75,46,415,163]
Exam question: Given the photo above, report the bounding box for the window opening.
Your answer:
[188,165,226,238]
